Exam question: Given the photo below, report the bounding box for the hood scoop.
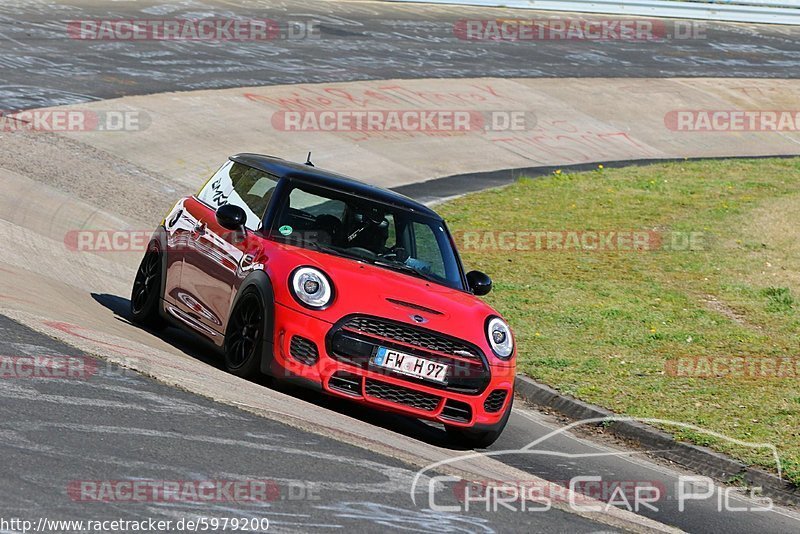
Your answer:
[385,298,444,316]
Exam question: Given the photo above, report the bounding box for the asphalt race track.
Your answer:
[1,1,800,533]
[0,314,616,533]
[0,1,798,111]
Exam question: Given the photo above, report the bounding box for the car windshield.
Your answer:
[268,183,465,290]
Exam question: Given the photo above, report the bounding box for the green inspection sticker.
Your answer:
[278,225,293,236]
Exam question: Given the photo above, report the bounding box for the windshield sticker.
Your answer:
[278,225,293,236]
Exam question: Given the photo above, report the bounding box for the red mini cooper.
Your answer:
[131,154,515,447]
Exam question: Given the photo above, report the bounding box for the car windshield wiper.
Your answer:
[297,240,383,265]
[370,258,439,283]
[280,237,346,257]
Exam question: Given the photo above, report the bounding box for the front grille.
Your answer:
[441,399,472,423]
[484,389,508,413]
[328,371,362,397]
[365,378,440,412]
[343,316,481,361]
[328,314,490,395]
[289,335,319,365]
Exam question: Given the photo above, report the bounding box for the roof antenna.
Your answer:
[305,151,314,167]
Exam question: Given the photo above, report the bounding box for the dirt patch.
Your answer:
[702,294,761,330]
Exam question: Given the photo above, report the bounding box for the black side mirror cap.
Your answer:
[216,203,247,231]
[466,270,492,296]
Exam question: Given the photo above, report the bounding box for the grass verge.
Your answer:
[437,158,800,485]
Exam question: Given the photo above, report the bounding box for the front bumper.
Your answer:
[269,302,515,428]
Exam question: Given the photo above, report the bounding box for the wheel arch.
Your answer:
[149,226,170,323]
[228,269,276,375]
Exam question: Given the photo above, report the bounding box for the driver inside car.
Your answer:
[342,206,390,254]
[313,203,435,276]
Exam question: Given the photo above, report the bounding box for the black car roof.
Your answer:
[230,153,440,219]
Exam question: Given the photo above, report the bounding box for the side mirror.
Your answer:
[466,270,492,296]
[216,203,247,231]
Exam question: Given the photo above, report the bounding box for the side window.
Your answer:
[412,222,446,278]
[229,164,279,229]
[197,161,234,208]
[197,161,278,230]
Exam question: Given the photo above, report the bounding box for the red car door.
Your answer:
[171,161,278,342]
[176,196,243,340]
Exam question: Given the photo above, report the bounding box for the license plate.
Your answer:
[372,347,448,384]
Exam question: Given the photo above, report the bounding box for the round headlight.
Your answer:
[486,317,513,359]
[290,267,333,309]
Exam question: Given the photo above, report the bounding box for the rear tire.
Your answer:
[223,289,264,379]
[130,243,166,330]
[446,396,513,449]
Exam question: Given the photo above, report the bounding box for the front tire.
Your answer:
[446,396,513,449]
[130,243,166,330]
[223,289,264,378]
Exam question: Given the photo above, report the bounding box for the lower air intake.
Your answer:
[365,379,440,412]
[289,335,319,365]
[328,371,363,397]
[441,399,472,423]
[484,389,508,413]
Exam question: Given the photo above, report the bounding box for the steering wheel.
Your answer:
[380,246,409,262]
